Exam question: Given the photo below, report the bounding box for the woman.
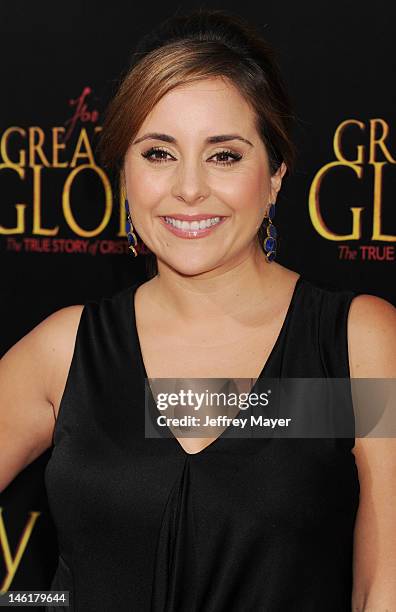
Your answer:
[1,8,395,612]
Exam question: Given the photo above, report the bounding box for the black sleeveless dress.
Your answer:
[44,275,360,611]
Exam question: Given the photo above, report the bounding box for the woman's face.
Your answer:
[124,76,286,276]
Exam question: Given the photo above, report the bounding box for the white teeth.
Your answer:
[164,216,221,230]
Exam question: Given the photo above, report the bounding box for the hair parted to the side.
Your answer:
[97,8,297,279]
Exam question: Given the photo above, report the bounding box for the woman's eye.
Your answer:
[141,147,174,163]
[209,150,243,166]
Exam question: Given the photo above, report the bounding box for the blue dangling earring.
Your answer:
[263,202,277,263]
[125,199,138,257]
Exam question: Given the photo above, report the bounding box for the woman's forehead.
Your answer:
[138,79,257,138]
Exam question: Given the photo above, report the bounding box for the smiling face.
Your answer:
[123,76,286,276]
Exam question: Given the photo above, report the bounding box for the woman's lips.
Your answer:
[159,216,228,239]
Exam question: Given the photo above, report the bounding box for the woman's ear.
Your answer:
[269,161,287,203]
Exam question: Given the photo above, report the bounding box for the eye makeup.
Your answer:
[141,146,243,166]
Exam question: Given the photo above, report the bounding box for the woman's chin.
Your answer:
[158,254,225,277]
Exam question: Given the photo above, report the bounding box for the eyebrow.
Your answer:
[132,132,254,146]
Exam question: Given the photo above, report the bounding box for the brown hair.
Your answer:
[98,8,297,278]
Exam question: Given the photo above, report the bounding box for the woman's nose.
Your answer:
[170,159,210,204]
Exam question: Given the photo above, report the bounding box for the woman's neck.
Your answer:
[147,246,283,323]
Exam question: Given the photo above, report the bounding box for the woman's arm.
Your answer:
[348,294,396,611]
[0,305,84,493]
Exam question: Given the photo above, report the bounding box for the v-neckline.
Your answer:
[130,274,303,457]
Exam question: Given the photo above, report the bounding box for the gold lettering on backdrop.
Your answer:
[0,508,41,592]
[63,164,112,237]
[28,127,50,167]
[369,119,396,164]
[370,120,396,240]
[0,127,27,166]
[0,164,26,234]
[309,118,395,242]
[372,161,395,240]
[309,161,364,240]
[70,128,96,167]
[32,165,58,235]
[118,180,127,237]
[333,119,365,163]
[0,126,98,168]
[52,127,68,168]
[0,126,117,237]
[0,89,123,244]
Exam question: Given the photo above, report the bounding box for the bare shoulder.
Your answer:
[347,293,396,498]
[346,294,396,605]
[31,304,85,415]
[1,303,85,408]
[0,303,84,491]
[347,293,396,378]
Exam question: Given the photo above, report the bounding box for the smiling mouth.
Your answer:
[159,215,228,238]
